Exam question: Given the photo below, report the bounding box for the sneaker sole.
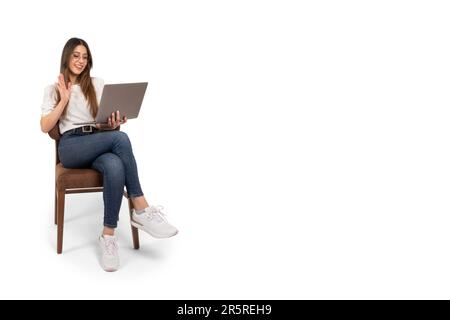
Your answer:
[100,259,119,272]
[101,265,119,272]
[130,220,178,239]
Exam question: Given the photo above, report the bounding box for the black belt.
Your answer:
[64,125,99,135]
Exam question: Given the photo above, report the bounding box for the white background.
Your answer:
[1,0,450,299]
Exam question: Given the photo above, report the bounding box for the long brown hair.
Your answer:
[56,38,99,118]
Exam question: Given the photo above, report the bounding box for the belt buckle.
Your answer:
[82,126,93,133]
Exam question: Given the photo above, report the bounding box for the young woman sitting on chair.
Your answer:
[40,37,178,272]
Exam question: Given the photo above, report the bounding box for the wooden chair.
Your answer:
[48,124,140,254]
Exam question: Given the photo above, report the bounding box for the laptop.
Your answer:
[73,82,148,125]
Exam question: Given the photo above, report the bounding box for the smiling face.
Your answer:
[69,45,88,76]
[60,39,93,85]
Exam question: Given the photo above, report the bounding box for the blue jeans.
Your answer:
[58,130,144,228]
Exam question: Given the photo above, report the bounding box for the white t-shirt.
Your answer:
[41,77,105,134]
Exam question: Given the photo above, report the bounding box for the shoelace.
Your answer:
[103,238,118,256]
[144,205,168,223]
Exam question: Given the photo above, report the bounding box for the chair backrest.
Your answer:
[48,123,61,165]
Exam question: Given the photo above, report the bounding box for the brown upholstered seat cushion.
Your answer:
[56,163,103,190]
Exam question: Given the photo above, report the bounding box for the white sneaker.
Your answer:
[131,205,178,238]
[98,235,120,272]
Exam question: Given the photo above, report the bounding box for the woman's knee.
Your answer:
[112,131,131,148]
[110,130,129,141]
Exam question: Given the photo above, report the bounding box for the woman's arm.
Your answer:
[40,74,72,133]
[40,99,68,133]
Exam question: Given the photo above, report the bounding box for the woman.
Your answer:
[40,38,178,272]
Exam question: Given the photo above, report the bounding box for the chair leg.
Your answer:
[57,190,66,254]
[54,186,57,225]
[128,197,140,250]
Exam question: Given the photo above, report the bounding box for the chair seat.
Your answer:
[56,163,103,190]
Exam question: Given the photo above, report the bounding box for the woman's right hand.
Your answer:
[56,73,72,104]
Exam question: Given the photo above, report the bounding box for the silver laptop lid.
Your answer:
[95,82,148,124]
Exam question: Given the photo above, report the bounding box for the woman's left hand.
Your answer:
[96,110,127,130]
